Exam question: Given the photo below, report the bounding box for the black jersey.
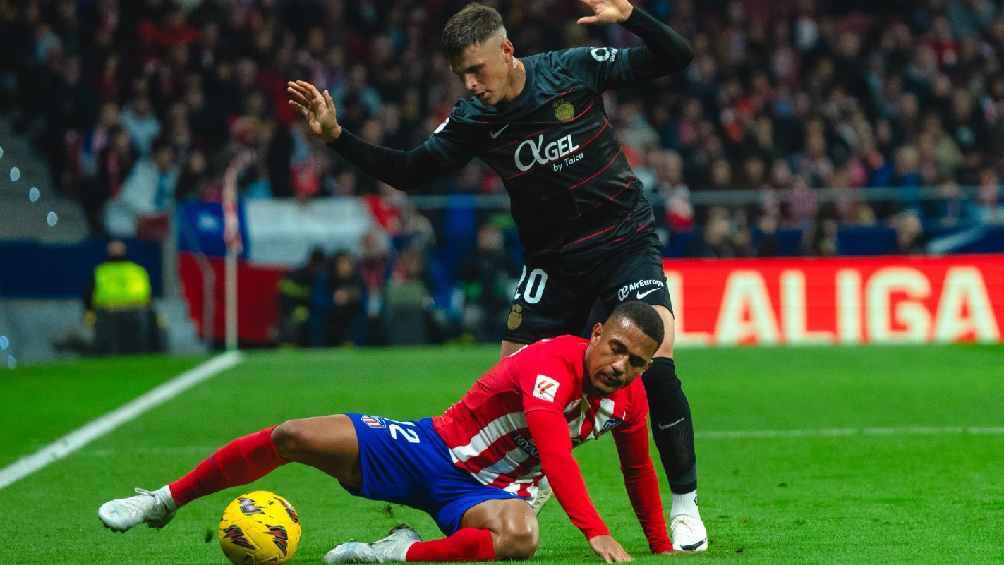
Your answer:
[424,47,655,270]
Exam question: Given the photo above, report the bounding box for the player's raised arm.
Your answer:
[287,79,467,192]
[575,0,693,81]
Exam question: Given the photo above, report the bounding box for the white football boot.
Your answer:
[670,514,708,552]
[98,486,176,532]
[324,542,378,564]
[325,524,421,563]
[528,477,553,514]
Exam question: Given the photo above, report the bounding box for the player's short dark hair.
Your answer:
[442,2,505,59]
[608,301,665,347]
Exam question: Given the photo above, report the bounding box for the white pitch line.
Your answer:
[697,426,1004,439]
[0,351,243,490]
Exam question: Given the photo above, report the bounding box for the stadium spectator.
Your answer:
[120,96,161,157]
[383,245,435,346]
[357,227,392,343]
[277,247,327,347]
[690,206,751,258]
[459,222,517,343]
[82,124,134,235]
[976,167,1004,223]
[894,211,927,254]
[84,239,162,355]
[327,251,364,346]
[104,137,178,237]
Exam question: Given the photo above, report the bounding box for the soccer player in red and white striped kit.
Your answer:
[99,302,673,562]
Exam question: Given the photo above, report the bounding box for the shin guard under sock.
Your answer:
[642,357,698,494]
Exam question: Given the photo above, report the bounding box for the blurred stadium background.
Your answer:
[0,0,1003,563]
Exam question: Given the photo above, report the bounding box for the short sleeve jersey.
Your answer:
[424,47,656,268]
[431,335,649,498]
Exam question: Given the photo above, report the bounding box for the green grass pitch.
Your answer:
[1,344,1002,563]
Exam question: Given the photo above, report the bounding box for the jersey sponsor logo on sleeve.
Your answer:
[532,374,560,402]
[617,278,666,302]
[590,47,618,62]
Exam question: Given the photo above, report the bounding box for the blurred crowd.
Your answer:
[276,217,518,346]
[4,0,1004,234]
[4,0,1004,340]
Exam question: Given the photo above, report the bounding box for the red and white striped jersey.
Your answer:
[431,335,648,499]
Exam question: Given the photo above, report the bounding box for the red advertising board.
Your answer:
[663,255,1004,346]
[178,252,284,344]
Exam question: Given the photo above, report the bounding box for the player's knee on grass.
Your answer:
[493,511,539,560]
[462,499,539,560]
[491,525,538,557]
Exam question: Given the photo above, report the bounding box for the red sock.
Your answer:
[168,426,286,506]
[406,528,495,562]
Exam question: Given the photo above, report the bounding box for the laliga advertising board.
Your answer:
[661,255,1004,346]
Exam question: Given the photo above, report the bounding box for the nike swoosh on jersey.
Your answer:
[490,124,510,139]
[636,288,660,300]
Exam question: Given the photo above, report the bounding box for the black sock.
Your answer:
[642,357,697,494]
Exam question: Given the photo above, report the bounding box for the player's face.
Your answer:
[450,34,515,106]
[584,318,658,396]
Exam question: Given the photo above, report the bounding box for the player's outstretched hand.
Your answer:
[287,80,342,142]
[577,0,634,25]
[588,535,633,562]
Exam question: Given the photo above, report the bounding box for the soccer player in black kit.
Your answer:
[288,0,707,551]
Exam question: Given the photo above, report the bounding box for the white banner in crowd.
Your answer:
[244,198,375,267]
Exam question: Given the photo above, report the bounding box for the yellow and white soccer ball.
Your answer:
[218,490,302,564]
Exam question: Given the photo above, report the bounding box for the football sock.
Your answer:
[671,491,699,519]
[405,528,495,562]
[154,485,177,511]
[169,426,286,507]
[642,357,698,494]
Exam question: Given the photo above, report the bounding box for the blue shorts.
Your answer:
[345,413,527,534]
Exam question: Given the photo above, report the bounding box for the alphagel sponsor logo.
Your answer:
[514,134,580,172]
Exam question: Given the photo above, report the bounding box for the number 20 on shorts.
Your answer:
[514,267,548,304]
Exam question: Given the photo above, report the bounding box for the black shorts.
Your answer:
[503,238,673,344]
